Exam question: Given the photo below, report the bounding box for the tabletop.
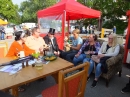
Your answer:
[0,57,73,90]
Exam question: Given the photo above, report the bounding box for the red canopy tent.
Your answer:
[37,0,101,50]
[37,0,101,20]
[124,10,130,64]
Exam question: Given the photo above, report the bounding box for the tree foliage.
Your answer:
[0,0,20,24]
[19,0,57,23]
[77,0,130,33]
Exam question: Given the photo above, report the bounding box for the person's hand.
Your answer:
[43,46,49,51]
[75,53,80,58]
[39,46,43,52]
[66,43,71,47]
[54,51,60,56]
[85,51,90,55]
[98,54,105,58]
[58,51,60,55]
[64,36,68,41]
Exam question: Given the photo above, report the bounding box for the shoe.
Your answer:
[121,86,130,93]
[122,83,130,91]
[91,80,98,88]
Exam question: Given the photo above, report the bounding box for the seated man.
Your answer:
[61,29,83,63]
[43,28,60,56]
[25,27,47,53]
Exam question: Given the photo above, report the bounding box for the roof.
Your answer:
[37,0,101,20]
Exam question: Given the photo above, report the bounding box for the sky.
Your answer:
[12,0,25,5]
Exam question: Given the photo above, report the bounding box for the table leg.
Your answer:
[12,87,18,97]
[52,72,58,83]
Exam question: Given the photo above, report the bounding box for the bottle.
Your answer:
[48,42,53,56]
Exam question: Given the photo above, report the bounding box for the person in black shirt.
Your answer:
[43,28,60,56]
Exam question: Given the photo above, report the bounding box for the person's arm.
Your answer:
[71,38,83,50]
[24,44,35,56]
[77,40,88,54]
[104,45,120,56]
[54,37,59,51]
[71,44,82,50]
[6,42,18,57]
[41,38,47,48]
[93,42,101,54]
[98,42,106,54]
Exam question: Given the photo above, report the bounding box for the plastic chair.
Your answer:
[41,62,90,97]
[0,42,8,58]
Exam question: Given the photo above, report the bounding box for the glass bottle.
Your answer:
[47,42,53,56]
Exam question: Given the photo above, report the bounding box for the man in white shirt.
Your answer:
[25,27,47,52]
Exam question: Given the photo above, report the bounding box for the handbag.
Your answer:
[91,55,100,63]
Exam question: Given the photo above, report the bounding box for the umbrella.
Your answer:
[0,19,8,25]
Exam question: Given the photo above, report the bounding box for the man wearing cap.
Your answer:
[43,28,60,56]
[25,27,47,52]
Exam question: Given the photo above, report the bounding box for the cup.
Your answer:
[35,59,43,70]
[17,51,25,58]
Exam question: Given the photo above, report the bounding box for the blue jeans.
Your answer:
[73,54,86,66]
[1,33,4,40]
[83,58,102,78]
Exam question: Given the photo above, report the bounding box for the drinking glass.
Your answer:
[35,58,43,70]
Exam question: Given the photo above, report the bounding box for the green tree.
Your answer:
[19,0,57,23]
[77,0,130,33]
[0,0,20,24]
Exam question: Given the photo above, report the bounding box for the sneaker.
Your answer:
[91,80,98,88]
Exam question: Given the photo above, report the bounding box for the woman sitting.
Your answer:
[6,31,35,57]
[84,33,120,88]
[73,34,100,66]
[6,31,35,92]
[61,29,83,63]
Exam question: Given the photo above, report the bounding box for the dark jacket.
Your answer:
[43,35,59,51]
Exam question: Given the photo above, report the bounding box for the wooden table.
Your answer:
[0,57,73,97]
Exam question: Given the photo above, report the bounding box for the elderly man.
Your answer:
[25,27,47,52]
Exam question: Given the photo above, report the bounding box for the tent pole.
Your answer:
[68,20,70,34]
[61,10,66,50]
[124,11,130,63]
